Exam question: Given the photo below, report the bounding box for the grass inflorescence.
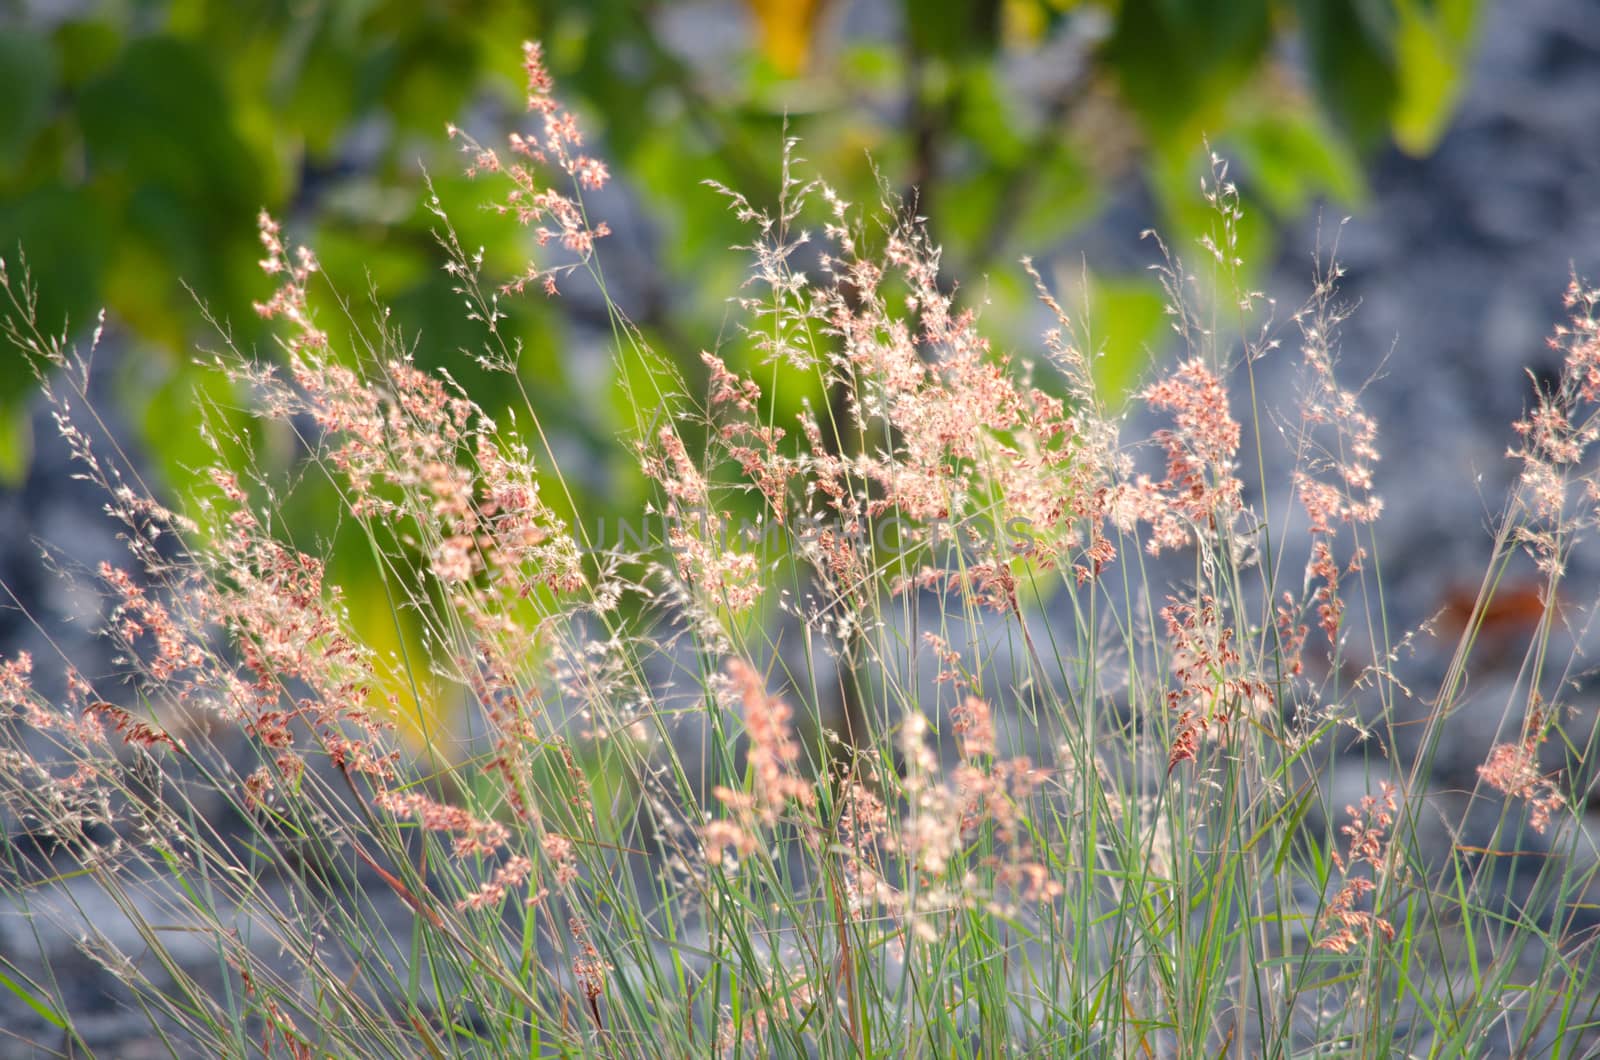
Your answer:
[2,41,1599,1059]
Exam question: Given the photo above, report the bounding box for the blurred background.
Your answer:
[1,0,1597,748]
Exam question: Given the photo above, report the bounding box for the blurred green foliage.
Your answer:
[0,0,1479,735]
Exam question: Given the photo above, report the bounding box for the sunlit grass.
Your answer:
[1,42,1598,1059]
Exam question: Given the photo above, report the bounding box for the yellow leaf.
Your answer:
[746,0,826,77]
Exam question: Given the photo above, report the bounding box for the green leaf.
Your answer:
[0,185,113,335]
[361,16,481,137]
[79,35,259,206]
[1272,783,1318,875]
[902,0,1002,60]
[0,28,58,175]
[135,350,248,510]
[1105,0,1271,148]
[0,965,66,1032]
[952,64,1028,168]
[76,36,265,340]
[1008,147,1095,253]
[1083,273,1167,399]
[50,17,122,89]
[1146,139,1273,268]
[1391,0,1479,156]
[1295,0,1400,151]
[0,412,32,488]
[1232,107,1366,217]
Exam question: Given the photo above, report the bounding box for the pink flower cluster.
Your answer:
[1315,782,1398,954]
[1478,704,1565,835]
[451,41,611,298]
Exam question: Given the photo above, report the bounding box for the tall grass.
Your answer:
[2,42,1598,1058]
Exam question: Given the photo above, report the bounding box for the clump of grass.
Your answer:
[2,42,1598,1058]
